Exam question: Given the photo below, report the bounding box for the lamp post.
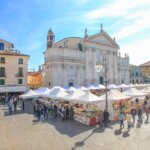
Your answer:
[95,54,108,111]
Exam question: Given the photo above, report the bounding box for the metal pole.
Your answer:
[104,53,108,111]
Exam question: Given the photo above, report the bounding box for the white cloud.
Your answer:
[85,0,150,20]
[83,0,150,41]
[114,10,150,40]
[121,38,150,65]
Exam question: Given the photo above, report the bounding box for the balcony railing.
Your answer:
[16,73,24,77]
[0,73,6,77]
[0,61,5,64]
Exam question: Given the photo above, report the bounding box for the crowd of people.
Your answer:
[0,94,25,114]
[118,99,150,132]
[33,99,74,121]
[98,98,150,133]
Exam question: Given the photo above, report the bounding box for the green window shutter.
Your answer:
[18,79,23,84]
[0,79,5,85]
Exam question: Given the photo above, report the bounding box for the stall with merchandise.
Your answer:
[69,90,105,126]
[100,89,131,121]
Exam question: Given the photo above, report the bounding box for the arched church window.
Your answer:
[0,43,4,50]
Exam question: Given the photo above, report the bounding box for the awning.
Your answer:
[0,85,28,93]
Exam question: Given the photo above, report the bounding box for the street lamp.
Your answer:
[95,54,108,111]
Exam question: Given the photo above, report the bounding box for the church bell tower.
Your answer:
[47,28,55,48]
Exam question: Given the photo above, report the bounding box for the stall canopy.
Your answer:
[78,86,88,91]
[99,89,131,101]
[44,87,68,99]
[87,85,97,90]
[128,83,136,88]
[61,89,86,100]
[108,84,118,89]
[118,84,129,88]
[50,86,65,91]
[65,86,77,92]
[19,90,40,99]
[34,87,51,96]
[0,85,28,93]
[97,84,105,89]
[140,87,150,93]
[123,88,147,97]
[72,90,104,103]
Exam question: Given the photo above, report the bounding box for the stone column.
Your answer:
[63,64,67,87]
[85,50,89,85]
[93,49,97,84]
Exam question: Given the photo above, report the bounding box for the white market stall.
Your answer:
[19,90,40,99]
[61,90,86,101]
[118,84,129,92]
[123,88,147,97]
[140,87,150,94]
[108,84,119,89]
[65,86,77,92]
[78,86,88,91]
[99,89,131,120]
[34,87,51,97]
[44,87,68,99]
[123,87,148,109]
[96,84,105,90]
[69,90,105,125]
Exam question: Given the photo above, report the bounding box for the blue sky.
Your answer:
[0,0,150,70]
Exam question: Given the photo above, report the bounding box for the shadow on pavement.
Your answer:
[144,120,149,125]
[122,131,130,138]
[71,126,105,150]
[41,117,95,137]
[114,128,123,135]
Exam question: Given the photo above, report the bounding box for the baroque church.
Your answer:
[42,25,129,87]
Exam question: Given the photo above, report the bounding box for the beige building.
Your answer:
[0,39,30,93]
[42,26,130,88]
[140,61,150,83]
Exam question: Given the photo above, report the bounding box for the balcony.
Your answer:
[0,73,6,78]
[16,73,24,77]
[0,61,5,64]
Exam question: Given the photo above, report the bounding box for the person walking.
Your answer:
[118,111,125,129]
[43,105,48,119]
[103,110,109,127]
[22,100,25,111]
[131,107,137,125]
[145,105,150,122]
[126,112,132,132]
[53,104,58,118]
[61,105,66,120]
[13,98,17,112]
[69,106,74,120]
[137,106,143,124]
[66,105,69,120]
[99,110,104,127]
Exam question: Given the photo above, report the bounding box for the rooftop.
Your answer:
[140,61,150,67]
[0,50,30,57]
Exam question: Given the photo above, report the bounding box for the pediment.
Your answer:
[87,32,119,48]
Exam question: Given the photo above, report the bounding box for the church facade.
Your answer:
[42,25,130,87]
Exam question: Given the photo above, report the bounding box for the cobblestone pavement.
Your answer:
[0,101,150,150]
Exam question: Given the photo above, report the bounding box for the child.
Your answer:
[126,112,132,132]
